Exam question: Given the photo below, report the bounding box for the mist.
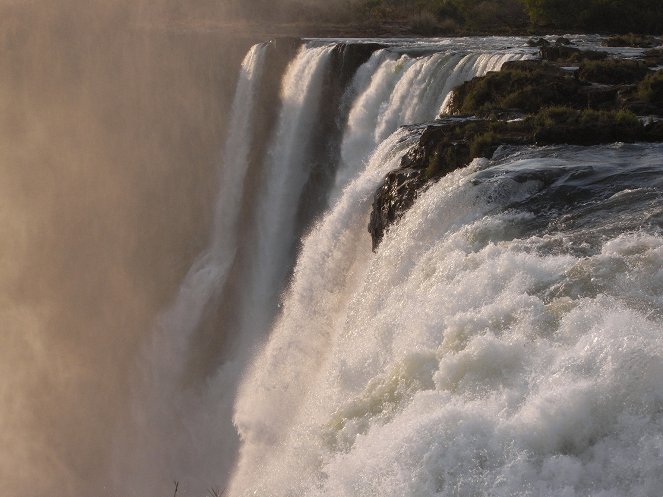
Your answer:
[0,1,260,495]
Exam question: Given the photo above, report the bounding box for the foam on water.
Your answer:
[229,144,663,497]
[229,128,419,495]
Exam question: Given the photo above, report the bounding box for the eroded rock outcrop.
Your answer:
[368,124,473,250]
[368,48,663,249]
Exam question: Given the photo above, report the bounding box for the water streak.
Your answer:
[237,43,336,348]
[334,50,530,200]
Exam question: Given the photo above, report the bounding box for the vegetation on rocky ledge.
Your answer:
[368,46,663,249]
[224,0,663,36]
[362,0,663,35]
[447,48,663,116]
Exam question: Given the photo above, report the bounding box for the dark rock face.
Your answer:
[555,36,573,45]
[368,166,427,251]
[540,45,607,62]
[528,36,573,47]
[368,124,475,250]
[528,37,550,47]
[332,43,386,90]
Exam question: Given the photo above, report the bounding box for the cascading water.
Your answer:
[237,44,335,345]
[230,143,663,497]
[333,47,530,200]
[229,128,420,495]
[122,36,663,496]
[157,42,268,364]
[112,44,270,496]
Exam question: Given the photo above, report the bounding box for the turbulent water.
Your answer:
[118,36,663,496]
[230,142,663,497]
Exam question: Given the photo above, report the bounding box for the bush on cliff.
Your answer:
[578,59,650,85]
[447,64,584,115]
[523,0,663,33]
[638,71,663,106]
[533,107,642,143]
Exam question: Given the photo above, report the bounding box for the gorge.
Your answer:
[2,22,663,496]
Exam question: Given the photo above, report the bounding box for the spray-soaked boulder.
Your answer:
[368,123,477,250]
[368,166,427,251]
[540,45,607,62]
[331,43,386,87]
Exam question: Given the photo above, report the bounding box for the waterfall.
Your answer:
[229,128,419,496]
[123,37,663,497]
[157,42,268,363]
[122,39,537,495]
[333,49,531,200]
[228,143,663,497]
[111,44,269,496]
[237,44,335,349]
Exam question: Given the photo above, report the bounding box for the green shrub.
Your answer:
[424,150,441,180]
[535,106,578,127]
[614,109,640,127]
[470,131,500,158]
[637,70,663,105]
[578,59,649,84]
[409,10,440,35]
[578,108,602,125]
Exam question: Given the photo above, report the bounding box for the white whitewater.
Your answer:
[125,37,663,497]
[237,44,335,346]
[230,128,419,496]
[333,50,530,198]
[112,44,268,496]
[229,144,663,497]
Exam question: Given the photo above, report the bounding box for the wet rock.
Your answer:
[604,34,660,48]
[528,37,550,47]
[368,166,427,251]
[297,42,386,236]
[578,59,650,84]
[540,45,607,62]
[331,43,386,88]
[368,124,473,250]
